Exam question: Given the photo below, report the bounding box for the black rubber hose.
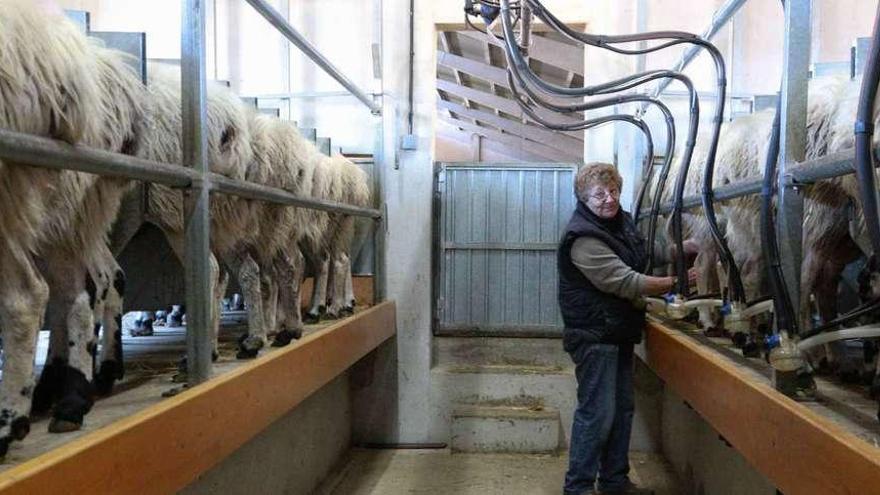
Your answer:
[693,39,746,303]
[854,1,880,257]
[761,96,797,335]
[517,0,744,300]
[504,68,682,273]
[632,124,657,224]
[497,8,696,282]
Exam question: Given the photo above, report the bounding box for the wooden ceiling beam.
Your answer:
[438,99,583,155]
[440,114,580,163]
[435,79,583,141]
[457,30,584,76]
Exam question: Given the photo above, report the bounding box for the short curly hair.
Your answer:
[575,162,622,203]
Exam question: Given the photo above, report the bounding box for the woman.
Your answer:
[558,162,696,495]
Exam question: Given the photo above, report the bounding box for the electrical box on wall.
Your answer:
[401,134,418,150]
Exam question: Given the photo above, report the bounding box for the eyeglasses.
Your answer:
[589,188,620,201]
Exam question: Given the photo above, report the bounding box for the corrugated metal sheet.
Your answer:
[435,163,577,336]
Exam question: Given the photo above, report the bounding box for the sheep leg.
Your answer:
[344,258,356,312]
[30,249,96,434]
[272,248,304,347]
[228,251,265,359]
[165,233,221,377]
[327,252,350,318]
[695,249,722,336]
[305,257,329,323]
[31,271,73,416]
[261,270,278,337]
[0,246,49,455]
[213,258,227,357]
[94,247,126,396]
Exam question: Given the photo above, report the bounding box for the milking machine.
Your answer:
[465,0,782,349]
[774,1,880,412]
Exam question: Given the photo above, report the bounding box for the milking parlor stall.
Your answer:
[1,0,880,493]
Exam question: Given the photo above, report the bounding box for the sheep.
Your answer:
[227,114,318,356]
[32,41,149,427]
[0,0,149,450]
[111,64,257,367]
[652,76,874,351]
[323,155,371,318]
[298,153,372,323]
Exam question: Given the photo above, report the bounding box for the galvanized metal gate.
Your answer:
[434,163,577,336]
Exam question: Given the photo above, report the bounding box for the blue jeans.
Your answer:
[563,342,635,495]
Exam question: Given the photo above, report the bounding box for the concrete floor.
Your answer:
[316,449,683,495]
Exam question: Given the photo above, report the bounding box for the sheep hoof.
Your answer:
[324,310,340,320]
[341,306,355,316]
[32,360,67,416]
[0,437,10,459]
[271,329,301,348]
[236,348,259,360]
[94,360,124,396]
[48,418,81,434]
[10,417,30,441]
[741,340,760,358]
[304,312,321,324]
[236,335,264,360]
[730,332,748,349]
[171,371,188,384]
[49,368,94,434]
[703,326,725,338]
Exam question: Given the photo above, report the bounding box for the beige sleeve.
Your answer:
[570,237,648,300]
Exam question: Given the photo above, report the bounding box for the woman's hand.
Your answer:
[687,267,698,286]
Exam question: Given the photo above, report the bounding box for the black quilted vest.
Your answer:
[557,201,647,346]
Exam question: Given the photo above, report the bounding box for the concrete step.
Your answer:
[451,404,560,454]
[316,137,331,156]
[298,127,317,143]
[64,10,90,33]
[90,31,147,83]
[433,336,572,369]
[429,363,576,449]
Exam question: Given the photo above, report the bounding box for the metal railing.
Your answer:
[0,0,384,385]
[640,145,876,217]
[243,0,381,115]
[647,0,750,101]
[183,0,383,382]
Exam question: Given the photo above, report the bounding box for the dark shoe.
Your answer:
[595,481,654,495]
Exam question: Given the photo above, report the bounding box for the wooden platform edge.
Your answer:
[0,301,396,495]
[644,321,880,495]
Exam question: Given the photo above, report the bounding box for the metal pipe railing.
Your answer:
[641,145,880,217]
[0,0,385,390]
[243,0,382,115]
[0,128,382,219]
[182,0,214,384]
[648,0,749,99]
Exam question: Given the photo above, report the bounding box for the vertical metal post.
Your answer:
[182,0,214,384]
[372,0,386,303]
[777,0,811,330]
